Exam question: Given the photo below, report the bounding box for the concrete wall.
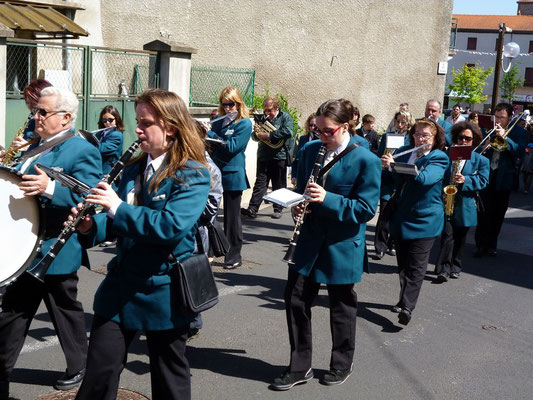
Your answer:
[73,0,453,130]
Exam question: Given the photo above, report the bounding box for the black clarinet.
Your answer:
[283,144,327,264]
[26,140,141,282]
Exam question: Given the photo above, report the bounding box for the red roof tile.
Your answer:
[453,14,533,32]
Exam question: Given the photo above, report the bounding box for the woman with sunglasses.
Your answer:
[207,87,252,269]
[434,121,489,282]
[381,119,448,326]
[97,105,125,177]
[73,89,210,400]
[291,112,318,186]
[270,99,381,390]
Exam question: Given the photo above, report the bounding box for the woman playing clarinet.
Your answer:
[435,121,489,282]
[270,99,381,391]
[381,118,448,326]
[73,89,210,400]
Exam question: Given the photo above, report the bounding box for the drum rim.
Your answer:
[0,166,46,288]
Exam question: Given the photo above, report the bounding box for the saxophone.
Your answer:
[443,160,460,217]
[1,114,34,165]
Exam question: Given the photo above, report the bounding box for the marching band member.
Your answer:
[207,87,252,269]
[474,103,528,257]
[74,89,210,400]
[242,97,294,220]
[270,99,381,390]
[374,110,414,259]
[96,105,124,177]
[435,121,489,282]
[381,119,448,326]
[291,112,318,186]
[0,87,102,399]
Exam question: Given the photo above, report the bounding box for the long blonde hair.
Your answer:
[217,87,249,122]
[134,89,206,192]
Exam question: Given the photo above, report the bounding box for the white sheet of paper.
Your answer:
[386,134,406,150]
[263,188,305,208]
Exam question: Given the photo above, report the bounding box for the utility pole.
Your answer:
[491,23,510,110]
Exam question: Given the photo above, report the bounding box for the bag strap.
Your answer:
[317,143,358,180]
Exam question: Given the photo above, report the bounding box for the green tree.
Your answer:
[447,63,494,107]
[500,63,524,103]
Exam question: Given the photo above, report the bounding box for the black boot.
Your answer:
[0,380,9,400]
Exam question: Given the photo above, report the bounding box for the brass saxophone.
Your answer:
[443,160,460,217]
[1,114,33,165]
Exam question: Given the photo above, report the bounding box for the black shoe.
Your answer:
[450,272,460,279]
[487,248,497,257]
[54,369,85,391]
[223,261,242,270]
[319,364,353,386]
[187,328,200,342]
[391,304,402,313]
[436,273,449,283]
[240,208,257,219]
[269,368,313,391]
[386,248,396,256]
[271,211,282,219]
[398,308,412,326]
[473,248,485,258]
[0,381,8,400]
[374,251,385,260]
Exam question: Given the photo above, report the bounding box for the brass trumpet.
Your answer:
[477,110,529,154]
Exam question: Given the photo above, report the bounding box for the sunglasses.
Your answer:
[101,118,115,123]
[316,125,343,137]
[457,134,473,142]
[32,108,66,117]
[221,102,236,108]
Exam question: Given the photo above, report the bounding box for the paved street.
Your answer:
[6,192,533,400]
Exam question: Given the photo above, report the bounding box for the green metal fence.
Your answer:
[189,65,255,107]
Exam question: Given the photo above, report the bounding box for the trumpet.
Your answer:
[251,108,286,149]
[476,110,529,154]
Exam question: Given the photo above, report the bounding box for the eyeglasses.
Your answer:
[32,108,66,117]
[309,123,317,129]
[457,134,473,142]
[396,120,408,125]
[414,133,434,139]
[316,125,343,137]
[221,102,236,108]
[101,118,115,123]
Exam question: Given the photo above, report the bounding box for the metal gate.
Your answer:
[5,39,159,149]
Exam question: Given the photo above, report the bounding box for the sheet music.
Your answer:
[263,188,305,208]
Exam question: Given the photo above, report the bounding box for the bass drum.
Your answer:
[0,166,44,287]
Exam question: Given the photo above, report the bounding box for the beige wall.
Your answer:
[73,0,453,130]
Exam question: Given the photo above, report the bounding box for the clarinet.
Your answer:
[283,144,327,264]
[26,140,141,282]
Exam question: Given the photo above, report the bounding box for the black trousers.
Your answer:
[435,220,469,276]
[475,177,511,251]
[0,272,87,381]
[222,190,243,265]
[374,199,394,253]
[75,316,190,400]
[394,237,436,312]
[284,269,357,372]
[248,159,287,213]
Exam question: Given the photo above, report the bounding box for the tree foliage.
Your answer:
[447,63,494,107]
[500,63,524,103]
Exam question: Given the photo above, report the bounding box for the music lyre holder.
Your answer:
[36,163,91,196]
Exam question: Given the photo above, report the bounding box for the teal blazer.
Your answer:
[389,146,449,240]
[377,132,409,201]
[446,152,489,227]
[90,159,210,331]
[481,125,527,191]
[98,128,123,176]
[18,135,103,275]
[292,137,381,284]
[208,118,252,191]
[438,118,453,147]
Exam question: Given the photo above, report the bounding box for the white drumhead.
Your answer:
[0,168,41,284]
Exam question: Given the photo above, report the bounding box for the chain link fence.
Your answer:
[189,65,255,107]
[6,40,84,95]
[90,48,158,97]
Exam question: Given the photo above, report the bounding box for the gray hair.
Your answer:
[40,87,78,128]
[426,99,442,112]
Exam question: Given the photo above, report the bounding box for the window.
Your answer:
[525,68,533,86]
[529,40,533,53]
[467,37,477,50]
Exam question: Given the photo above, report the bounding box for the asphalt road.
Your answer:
[5,192,533,400]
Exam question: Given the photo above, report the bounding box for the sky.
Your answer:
[453,0,517,15]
